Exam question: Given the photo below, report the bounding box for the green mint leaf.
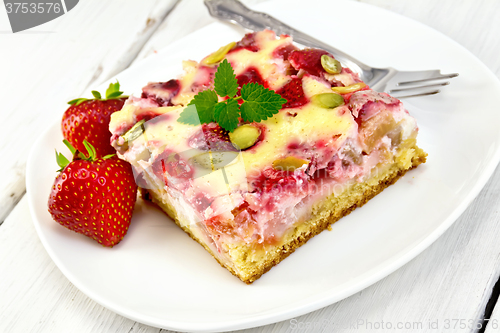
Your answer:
[240,83,286,122]
[214,59,238,98]
[214,99,240,132]
[185,89,219,124]
[68,98,88,106]
[91,90,102,100]
[177,104,201,126]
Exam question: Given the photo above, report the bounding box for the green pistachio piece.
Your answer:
[201,41,237,65]
[311,93,344,109]
[272,156,309,171]
[190,151,239,170]
[121,119,146,143]
[321,55,342,74]
[331,82,366,94]
[228,124,261,150]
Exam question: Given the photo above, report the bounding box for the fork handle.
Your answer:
[204,0,372,77]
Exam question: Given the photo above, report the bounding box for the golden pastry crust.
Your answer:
[142,145,427,284]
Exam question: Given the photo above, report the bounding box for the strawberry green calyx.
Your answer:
[55,140,115,171]
[55,150,70,172]
[63,139,76,155]
[91,91,102,99]
[81,140,98,160]
[67,81,128,106]
[79,140,115,161]
[55,139,77,171]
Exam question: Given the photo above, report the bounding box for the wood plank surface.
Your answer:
[2,0,500,333]
[0,0,179,224]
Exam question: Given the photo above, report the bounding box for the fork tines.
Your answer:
[390,73,459,98]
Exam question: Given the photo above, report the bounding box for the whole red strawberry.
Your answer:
[48,140,137,247]
[62,82,127,157]
[288,48,331,77]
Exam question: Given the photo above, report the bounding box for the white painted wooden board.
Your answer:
[131,0,270,65]
[2,0,500,332]
[359,0,500,77]
[0,0,179,224]
[0,197,148,333]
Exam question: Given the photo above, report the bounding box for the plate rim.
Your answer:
[26,0,500,331]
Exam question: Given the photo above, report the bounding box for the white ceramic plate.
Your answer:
[26,0,500,332]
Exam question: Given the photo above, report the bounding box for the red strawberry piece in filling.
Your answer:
[235,67,268,103]
[248,167,311,214]
[273,44,298,61]
[288,48,332,77]
[342,84,371,105]
[188,123,237,152]
[348,89,399,121]
[229,32,260,53]
[191,192,213,212]
[135,110,169,124]
[151,150,194,186]
[236,67,267,88]
[276,77,309,109]
[141,79,180,106]
[250,167,304,194]
[205,216,237,238]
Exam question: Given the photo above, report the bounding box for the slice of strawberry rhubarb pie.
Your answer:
[109,30,427,284]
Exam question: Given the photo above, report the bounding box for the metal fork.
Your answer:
[204,0,458,98]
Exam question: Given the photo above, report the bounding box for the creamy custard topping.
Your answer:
[109,30,420,246]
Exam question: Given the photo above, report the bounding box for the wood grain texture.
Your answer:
[0,0,179,225]
[131,0,270,65]
[0,198,154,333]
[358,0,500,77]
[2,0,500,332]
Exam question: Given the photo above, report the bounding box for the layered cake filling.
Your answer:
[109,30,425,280]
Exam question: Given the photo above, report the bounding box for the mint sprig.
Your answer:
[240,83,288,123]
[178,59,287,132]
[214,98,240,132]
[214,59,238,98]
[68,81,127,106]
[185,90,218,124]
